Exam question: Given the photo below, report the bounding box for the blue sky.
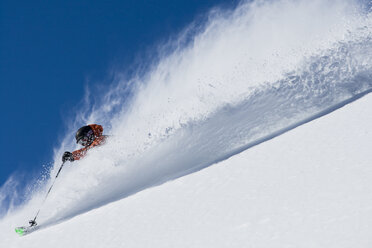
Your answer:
[0,0,238,187]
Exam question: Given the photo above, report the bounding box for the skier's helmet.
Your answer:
[75,126,95,146]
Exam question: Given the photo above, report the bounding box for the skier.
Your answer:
[15,124,108,235]
[62,124,107,162]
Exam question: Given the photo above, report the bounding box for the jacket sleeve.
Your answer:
[71,135,107,161]
[72,147,89,161]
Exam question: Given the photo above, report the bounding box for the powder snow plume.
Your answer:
[1,0,372,231]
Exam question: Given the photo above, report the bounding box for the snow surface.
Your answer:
[2,87,372,248]
[1,0,372,247]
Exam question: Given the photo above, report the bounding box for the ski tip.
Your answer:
[15,225,39,236]
[15,227,25,236]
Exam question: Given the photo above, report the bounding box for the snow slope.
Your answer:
[2,85,372,248]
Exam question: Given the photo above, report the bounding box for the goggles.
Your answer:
[77,136,92,146]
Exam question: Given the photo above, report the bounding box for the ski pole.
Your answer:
[29,161,66,226]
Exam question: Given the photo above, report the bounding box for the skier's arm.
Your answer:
[71,147,89,161]
[71,136,106,161]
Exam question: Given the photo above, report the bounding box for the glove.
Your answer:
[29,220,37,227]
[62,151,74,162]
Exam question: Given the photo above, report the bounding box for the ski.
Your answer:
[15,225,40,236]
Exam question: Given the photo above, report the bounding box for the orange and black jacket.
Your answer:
[72,124,107,161]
